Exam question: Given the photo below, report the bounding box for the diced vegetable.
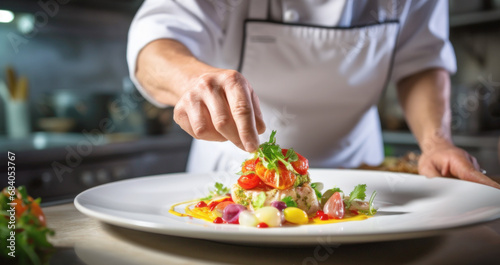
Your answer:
[214,201,234,217]
[270,201,287,211]
[222,204,246,224]
[323,192,345,219]
[283,207,309,224]
[254,206,282,227]
[238,211,259,227]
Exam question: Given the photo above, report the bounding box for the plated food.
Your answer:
[358,152,420,174]
[170,131,377,227]
[0,186,54,264]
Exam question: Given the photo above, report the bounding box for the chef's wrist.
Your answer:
[418,129,453,154]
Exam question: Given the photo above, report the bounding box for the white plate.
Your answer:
[74,169,500,245]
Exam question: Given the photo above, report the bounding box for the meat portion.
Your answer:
[231,183,321,216]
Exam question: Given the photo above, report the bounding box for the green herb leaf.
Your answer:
[281,196,298,208]
[285,148,298,162]
[215,182,230,195]
[252,192,266,210]
[310,182,323,199]
[200,182,230,201]
[268,130,277,144]
[345,184,367,209]
[330,187,343,194]
[18,186,30,205]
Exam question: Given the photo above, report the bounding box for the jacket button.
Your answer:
[284,9,300,22]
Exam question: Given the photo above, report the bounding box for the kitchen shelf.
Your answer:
[450,9,500,27]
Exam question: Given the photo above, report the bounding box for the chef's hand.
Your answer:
[418,141,500,189]
[136,39,265,152]
[173,69,266,152]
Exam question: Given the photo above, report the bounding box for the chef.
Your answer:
[127,0,500,188]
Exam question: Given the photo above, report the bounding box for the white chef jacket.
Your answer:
[127,0,457,171]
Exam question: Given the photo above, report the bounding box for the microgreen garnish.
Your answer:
[256,130,297,173]
[237,171,256,176]
[201,182,230,201]
[345,184,367,209]
[368,191,377,215]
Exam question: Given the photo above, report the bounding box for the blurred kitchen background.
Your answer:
[0,0,499,203]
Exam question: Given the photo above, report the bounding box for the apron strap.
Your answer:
[248,0,269,20]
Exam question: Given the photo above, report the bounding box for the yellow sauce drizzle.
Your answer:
[310,214,370,224]
[170,198,372,225]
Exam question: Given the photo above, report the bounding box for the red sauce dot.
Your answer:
[213,217,224,224]
[256,222,269,228]
[195,201,207,208]
[316,210,325,217]
[319,214,329,221]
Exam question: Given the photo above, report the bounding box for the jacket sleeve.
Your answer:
[126,0,225,107]
[391,0,456,83]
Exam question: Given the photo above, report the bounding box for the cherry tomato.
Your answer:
[242,158,259,172]
[282,149,309,175]
[238,173,261,190]
[239,158,264,190]
[12,197,46,226]
[255,161,296,190]
[323,192,345,219]
[28,203,46,226]
[208,201,220,211]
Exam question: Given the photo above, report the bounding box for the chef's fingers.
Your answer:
[203,84,245,149]
[221,71,260,152]
[174,91,227,142]
[250,86,266,134]
[173,105,196,137]
[450,153,500,189]
[468,154,481,171]
[419,163,441,179]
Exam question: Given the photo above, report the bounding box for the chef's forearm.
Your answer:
[396,68,453,152]
[135,38,216,106]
